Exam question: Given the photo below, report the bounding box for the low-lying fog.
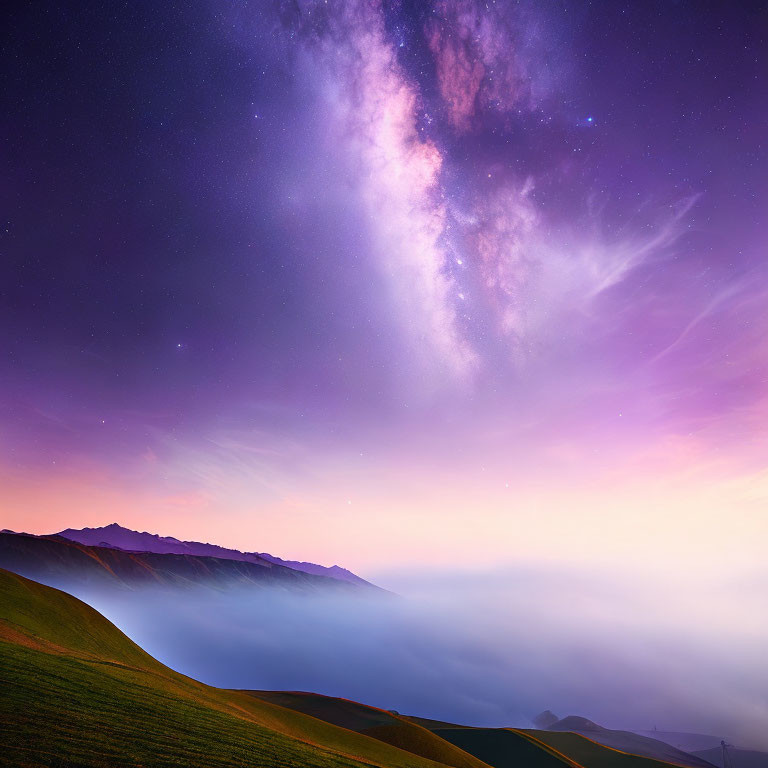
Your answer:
[74,564,768,750]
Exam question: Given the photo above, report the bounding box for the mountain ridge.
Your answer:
[56,522,375,587]
[0,530,380,595]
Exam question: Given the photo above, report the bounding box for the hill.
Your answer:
[57,523,376,588]
[429,728,570,768]
[408,717,713,768]
[0,530,364,594]
[0,567,709,768]
[547,717,715,768]
[522,730,715,768]
[0,567,483,768]
[249,691,489,768]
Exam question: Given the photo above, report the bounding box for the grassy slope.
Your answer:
[402,717,470,731]
[0,567,694,768]
[432,728,572,768]
[545,720,714,768]
[429,727,702,768]
[249,692,490,768]
[520,730,700,768]
[0,568,478,768]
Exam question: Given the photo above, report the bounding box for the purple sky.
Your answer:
[1,0,767,573]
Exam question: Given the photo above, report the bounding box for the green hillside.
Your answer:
[0,568,481,768]
[431,728,572,768]
[519,730,701,768]
[249,691,490,768]
[0,567,694,768]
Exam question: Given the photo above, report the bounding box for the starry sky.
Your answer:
[2,0,767,575]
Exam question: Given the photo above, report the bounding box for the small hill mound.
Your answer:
[534,711,561,729]
[552,716,606,732]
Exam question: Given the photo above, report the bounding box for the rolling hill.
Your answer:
[0,567,487,768]
[545,716,716,768]
[520,730,714,768]
[0,567,722,768]
[249,691,489,768]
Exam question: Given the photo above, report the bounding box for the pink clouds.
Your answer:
[425,17,484,131]
[448,182,700,372]
[425,0,546,131]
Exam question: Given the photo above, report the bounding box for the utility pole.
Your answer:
[721,740,732,768]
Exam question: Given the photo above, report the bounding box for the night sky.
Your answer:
[2,1,767,571]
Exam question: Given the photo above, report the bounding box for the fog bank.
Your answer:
[76,563,768,750]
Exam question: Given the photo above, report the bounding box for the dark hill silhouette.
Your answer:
[0,531,367,594]
[57,522,377,587]
[533,710,560,729]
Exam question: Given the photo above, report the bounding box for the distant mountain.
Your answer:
[257,552,370,586]
[0,531,371,595]
[532,710,559,729]
[57,523,376,588]
[550,716,605,732]
[547,716,717,768]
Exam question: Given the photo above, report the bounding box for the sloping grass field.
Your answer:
[0,567,693,768]
[0,568,475,768]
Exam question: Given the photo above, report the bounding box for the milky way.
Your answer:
[1,1,767,573]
